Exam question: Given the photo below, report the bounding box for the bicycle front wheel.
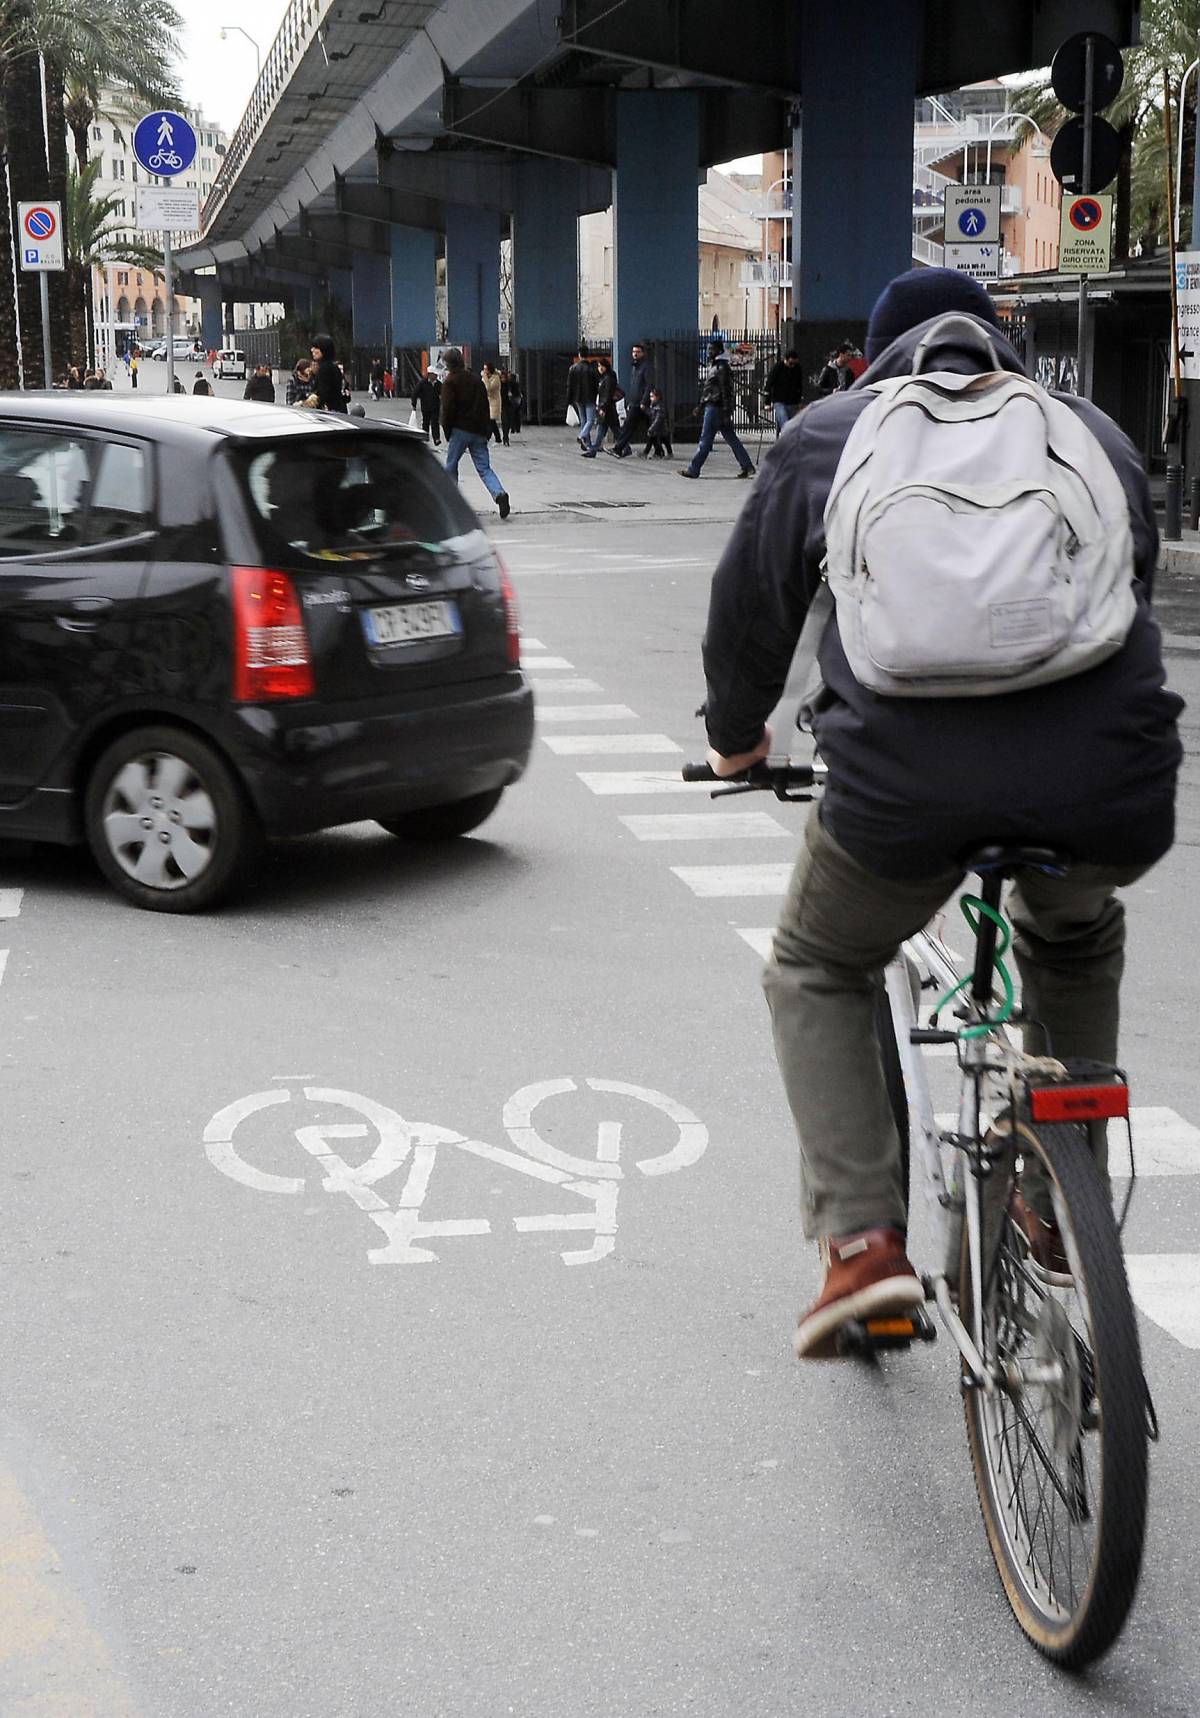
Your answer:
[960,1119,1148,1668]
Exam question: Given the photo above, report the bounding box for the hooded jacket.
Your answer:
[702,313,1183,876]
[699,353,735,415]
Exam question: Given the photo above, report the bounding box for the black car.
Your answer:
[0,395,534,910]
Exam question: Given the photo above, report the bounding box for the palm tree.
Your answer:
[55,0,182,170]
[65,157,162,364]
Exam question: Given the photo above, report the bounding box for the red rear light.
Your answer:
[1028,1083,1129,1123]
[231,566,315,702]
[497,557,521,667]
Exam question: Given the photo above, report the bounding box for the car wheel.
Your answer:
[84,726,260,912]
[378,786,504,841]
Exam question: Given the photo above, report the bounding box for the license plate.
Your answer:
[363,599,461,647]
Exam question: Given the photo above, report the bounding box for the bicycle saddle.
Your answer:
[961,843,1069,876]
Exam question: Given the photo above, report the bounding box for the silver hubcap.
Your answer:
[102,752,217,890]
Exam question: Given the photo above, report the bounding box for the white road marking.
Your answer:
[522,656,575,671]
[671,863,793,896]
[0,889,23,918]
[537,704,637,723]
[543,733,683,755]
[0,950,8,988]
[577,770,715,795]
[521,637,546,650]
[621,812,789,842]
[737,928,775,958]
[1117,1106,1200,1176]
[1125,1256,1200,1349]
[532,677,604,693]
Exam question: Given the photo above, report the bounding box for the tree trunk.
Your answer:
[5,14,53,386]
[44,57,72,373]
[67,261,90,367]
[0,111,19,389]
[1114,121,1134,263]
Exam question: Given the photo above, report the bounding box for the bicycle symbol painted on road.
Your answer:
[201,1078,708,1265]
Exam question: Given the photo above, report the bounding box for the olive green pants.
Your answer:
[762,809,1148,1240]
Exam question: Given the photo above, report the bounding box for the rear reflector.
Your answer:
[497,557,521,667]
[1029,1084,1129,1123]
[231,566,315,701]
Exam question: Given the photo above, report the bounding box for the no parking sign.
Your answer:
[17,201,63,271]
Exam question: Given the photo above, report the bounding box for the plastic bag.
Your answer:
[408,408,421,429]
[566,404,580,428]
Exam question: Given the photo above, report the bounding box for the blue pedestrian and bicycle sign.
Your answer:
[132,110,197,178]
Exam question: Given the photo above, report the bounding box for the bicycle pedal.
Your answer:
[837,1306,937,1354]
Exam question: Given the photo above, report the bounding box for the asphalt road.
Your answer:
[0,386,1197,1716]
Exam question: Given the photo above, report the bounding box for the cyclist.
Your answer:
[699,267,1183,1358]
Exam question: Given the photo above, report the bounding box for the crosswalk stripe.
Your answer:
[737,928,776,958]
[577,771,717,796]
[0,889,23,918]
[521,638,546,650]
[523,656,575,671]
[533,678,604,694]
[621,812,790,842]
[543,734,683,755]
[1125,1256,1200,1349]
[671,863,793,896]
[1117,1106,1200,1175]
[537,705,637,723]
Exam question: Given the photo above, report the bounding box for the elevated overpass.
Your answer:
[178,0,1138,371]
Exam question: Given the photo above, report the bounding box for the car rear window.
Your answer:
[231,433,481,566]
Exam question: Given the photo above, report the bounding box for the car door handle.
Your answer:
[55,616,101,632]
[66,596,114,612]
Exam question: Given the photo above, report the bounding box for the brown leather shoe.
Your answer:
[1010,1189,1073,1286]
[794,1226,925,1359]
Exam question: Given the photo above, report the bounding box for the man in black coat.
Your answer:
[763,349,804,433]
[609,341,653,456]
[700,267,1183,1358]
[243,364,275,403]
[566,350,599,448]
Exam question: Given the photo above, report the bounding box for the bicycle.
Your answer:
[681,754,1154,1669]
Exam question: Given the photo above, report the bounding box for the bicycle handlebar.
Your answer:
[681,758,823,800]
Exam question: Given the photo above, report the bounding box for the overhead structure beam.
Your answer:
[558,0,797,95]
[442,84,614,166]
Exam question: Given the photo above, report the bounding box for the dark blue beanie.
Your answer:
[865,267,1000,363]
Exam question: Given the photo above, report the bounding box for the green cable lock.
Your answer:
[932,895,1016,1040]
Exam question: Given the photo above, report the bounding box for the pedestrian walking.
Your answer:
[640,389,673,459]
[582,357,622,456]
[566,348,598,447]
[412,372,442,444]
[440,347,511,520]
[243,363,275,403]
[286,360,314,405]
[482,363,503,444]
[192,369,214,396]
[609,341,653,456]
[680,339,755,480]
[369,356,385,400]
[500,368,523,443]
[763,348,804,434]
[130,351,139,389]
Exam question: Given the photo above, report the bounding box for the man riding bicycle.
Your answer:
[700,268,1183,1358]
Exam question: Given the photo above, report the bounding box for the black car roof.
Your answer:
[0,393,422,445]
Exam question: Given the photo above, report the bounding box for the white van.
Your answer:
[214,348,247,380]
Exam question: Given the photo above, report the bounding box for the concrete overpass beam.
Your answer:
[613,91,699,365]
[445,205,501,354]
[390,224,438,347]
[511,160,580,350]
[793,0,920,323]
[352,250,392,351]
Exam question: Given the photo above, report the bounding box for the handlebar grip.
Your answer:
[680,761,718,782]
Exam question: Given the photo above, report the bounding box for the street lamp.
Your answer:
[219,24,262,79]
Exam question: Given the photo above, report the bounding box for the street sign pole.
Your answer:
[164,233,175,396]
[38,273,52,389]
[1077,35,1094,399]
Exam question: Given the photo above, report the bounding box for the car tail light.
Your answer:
[231,566,315,702]
[497,557,521,667]
[1028,1082,1129,1123]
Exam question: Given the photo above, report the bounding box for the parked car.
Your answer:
[214,348,247,380]
[150,339,193,361]
[0,395,534,910]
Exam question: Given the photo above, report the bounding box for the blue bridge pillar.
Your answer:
[792,0,920,326]
[198,276,223,349]
[613,91,699,371]
[511,160,579,352]
[390,224,437,348]
[445,205,501,356]
[351,251,392,352]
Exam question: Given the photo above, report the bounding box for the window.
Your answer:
[92,125,102,141]
[117,271,129,285]
[112,158,125,180]
[132,164,139,182]
[0,431,150,556]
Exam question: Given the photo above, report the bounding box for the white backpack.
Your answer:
[820,315,1136,698]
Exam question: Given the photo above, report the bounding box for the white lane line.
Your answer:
[671,864,793,896]
[543,734,683,755]
[521,637,546,650]
[533,678,605,694]
[0,889,24,918]
[1117,1107,1200,1176]
[1125,1256,1200,1349]
[538,705,638,723]
[621,812,790,842]
[737,928,775,958]
[578,771,717,796]
[523,656,575,671]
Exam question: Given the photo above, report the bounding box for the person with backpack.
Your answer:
[680,338,754,480]
[193,369,215,396]
[698,267,1183,1360]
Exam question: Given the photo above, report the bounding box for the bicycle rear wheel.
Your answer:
[961,1119,1147,1668]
